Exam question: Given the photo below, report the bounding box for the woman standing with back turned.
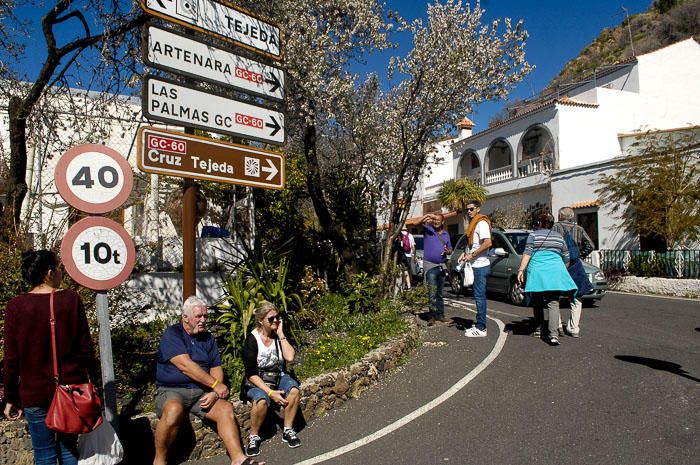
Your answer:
[3,250,95,465]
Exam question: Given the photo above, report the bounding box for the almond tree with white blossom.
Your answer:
[367,0,532,270]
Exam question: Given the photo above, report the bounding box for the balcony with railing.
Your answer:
[517,156,554,178]
[485,166,513,184]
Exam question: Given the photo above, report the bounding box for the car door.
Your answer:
[487,232,516,293]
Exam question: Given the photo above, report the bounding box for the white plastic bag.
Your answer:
[462,262,474,287]
[77,417,124,465]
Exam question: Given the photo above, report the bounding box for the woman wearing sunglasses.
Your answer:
[241,301,301,457]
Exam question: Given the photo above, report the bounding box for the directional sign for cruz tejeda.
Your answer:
[144,25,284,101]
[141,0,282,60]
[143,76,285,145]
[137,126,285,189]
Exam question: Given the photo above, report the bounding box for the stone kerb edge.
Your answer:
[0,317,421,464]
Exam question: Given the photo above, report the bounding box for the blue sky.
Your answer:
[357,0,653,131]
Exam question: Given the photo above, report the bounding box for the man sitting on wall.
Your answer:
[153,296,263,465]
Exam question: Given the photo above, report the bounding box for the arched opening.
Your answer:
[485,139,513,184]
[458,151,481,184]
[517,125,555,177]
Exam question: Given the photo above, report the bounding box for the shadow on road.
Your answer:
[503,318,538,336]
[614,355,700,383]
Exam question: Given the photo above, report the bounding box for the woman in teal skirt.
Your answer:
[517,214,577,345]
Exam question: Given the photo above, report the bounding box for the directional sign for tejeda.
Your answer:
[140,0,282,60]
[143,76,285,145]
[144,24,285,101]
[137,126,285,189]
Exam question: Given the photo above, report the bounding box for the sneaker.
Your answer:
[282,429,301,448]
[246,435,261,456]
[549,336,561,346]
[558,328,565,337]
[531,327,542,338]
[464,327,487,337]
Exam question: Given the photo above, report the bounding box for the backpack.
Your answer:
[563,227,580,262]
[401,233,412,253]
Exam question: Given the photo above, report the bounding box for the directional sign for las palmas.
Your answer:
[141,0,282,60]
[137,126,285,189]
[143,76,285,145]
[145,25,284,101]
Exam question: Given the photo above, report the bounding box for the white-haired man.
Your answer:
[153,296,263,465]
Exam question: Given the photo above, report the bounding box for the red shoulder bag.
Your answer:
[45,290,103,434]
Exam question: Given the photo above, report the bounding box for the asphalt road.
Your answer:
[192,292,699,465]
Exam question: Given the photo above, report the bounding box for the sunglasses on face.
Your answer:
[466,207,477,212]
[267,315,281,323]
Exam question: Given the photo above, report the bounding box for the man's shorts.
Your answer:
[155,386,210,419]
[246,374,300,406]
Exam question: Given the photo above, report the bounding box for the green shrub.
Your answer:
[342,272,380,313]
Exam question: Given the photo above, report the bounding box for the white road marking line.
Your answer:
[291,315,508,465]
[445,297,521,318]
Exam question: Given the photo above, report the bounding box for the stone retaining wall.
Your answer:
[1,318,421,465]
[609,276,700,299]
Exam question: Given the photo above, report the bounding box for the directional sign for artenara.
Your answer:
[143,76,285,145]
[141,0,282,60]
[55,144,134,214]
[61,217,136,291]
[144,24,284,101]
[137,126,285,189]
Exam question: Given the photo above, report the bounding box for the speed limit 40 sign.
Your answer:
[61,217,136,290]
[55,144,133,214]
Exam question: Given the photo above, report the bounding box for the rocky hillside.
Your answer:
[546,0,700,91]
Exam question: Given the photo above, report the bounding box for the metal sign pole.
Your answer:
[96,290,118,431]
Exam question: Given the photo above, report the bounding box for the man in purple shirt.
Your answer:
[421,213,452,325]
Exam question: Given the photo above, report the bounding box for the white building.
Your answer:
[414,38,700,250]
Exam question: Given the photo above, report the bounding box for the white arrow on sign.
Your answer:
[141,0,282,60]
[262,158,278,181]
[144,25,285,101]
[143,76,285,145]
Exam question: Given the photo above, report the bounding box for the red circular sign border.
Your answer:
[55,144,134,214]
[61,217,136,290]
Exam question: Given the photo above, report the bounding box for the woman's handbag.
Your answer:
[78,417,124,465]
[45,290,103,434]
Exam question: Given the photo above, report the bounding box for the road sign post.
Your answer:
[144,25,285,101]
[137,126,285,188]
[140,0,283,60]
[143,76,285,145]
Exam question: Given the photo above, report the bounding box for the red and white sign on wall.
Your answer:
[61,217,136,290]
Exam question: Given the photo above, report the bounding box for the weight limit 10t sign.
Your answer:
[61,217,136,290]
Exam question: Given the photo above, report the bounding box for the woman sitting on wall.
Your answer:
[242,301,301,457]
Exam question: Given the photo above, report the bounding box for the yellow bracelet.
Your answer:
[267,389,275,397]
[211,379,219,389]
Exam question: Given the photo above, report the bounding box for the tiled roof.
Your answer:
[571,200,600,209]
[457,117,475,129]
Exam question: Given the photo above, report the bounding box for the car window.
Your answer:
[504,233,529,254]
[454,235,467,250]
[491,234,508,251]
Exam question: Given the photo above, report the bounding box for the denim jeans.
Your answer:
[24,407,78,465]
[472,265,490,331]
[425,266,445,319]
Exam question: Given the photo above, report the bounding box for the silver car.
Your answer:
[448,229,607,306]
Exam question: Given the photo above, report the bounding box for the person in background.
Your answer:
[3,250,95,465]
[517,213,577,346]
[153,296,261,465]
[420,212,452,326]
[242,301,301,457]
[399,227,416,290]
[553,207,595,337]
[459,201,492,338]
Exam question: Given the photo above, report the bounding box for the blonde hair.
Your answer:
[254,301,279,325]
